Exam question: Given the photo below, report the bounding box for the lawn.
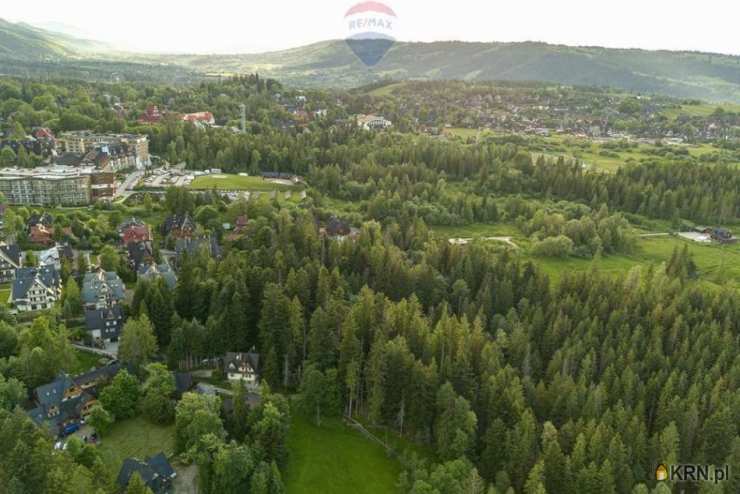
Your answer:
[0,284,10,306]
[97,417,176,477]
[284,415,402,494]
[68,348,106,375]
[189,174,298,191]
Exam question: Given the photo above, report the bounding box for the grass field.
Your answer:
[0,284,10,306]
[661,102,740,120]
[189,174,297,191]
[429,222,740,289]
[284,415,402,494]
[97,417,176,477]
[533,235,740,288]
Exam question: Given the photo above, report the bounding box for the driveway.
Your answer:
[173,463,198,494]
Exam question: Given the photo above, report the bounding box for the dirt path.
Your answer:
[448,236,518,248]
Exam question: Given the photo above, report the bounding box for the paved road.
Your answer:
[72,343,117,359]
[114,170,144,199]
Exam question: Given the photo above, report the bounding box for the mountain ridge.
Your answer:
[1,19,739,102]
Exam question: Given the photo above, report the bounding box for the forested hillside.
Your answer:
[2,18,740,101]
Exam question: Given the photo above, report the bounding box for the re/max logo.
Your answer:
[659,464,730,484]
[347,18,393,31]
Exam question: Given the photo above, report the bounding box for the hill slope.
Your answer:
[151,40,740,102]
[1,18,739,102]
[0,18,111,61]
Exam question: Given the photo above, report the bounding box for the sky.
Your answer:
[3,0,739,55]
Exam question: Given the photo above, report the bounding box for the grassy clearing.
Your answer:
[368,82,407,97]
[97,417,176,478]
[189,174,297,191]
[532,235,740,288]
[0,284,10,306]
[661,102,740,119]
[284,415,401,494]
[442,127,480,140]
[430,222,522,239]
[68,348,105,375]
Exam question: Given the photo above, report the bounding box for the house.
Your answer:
[27,364,125,437]
[702,227,736,244]
[223,351,260,390]
[226,214,249,242]
[324,216,351,237]
[222,391,262,415]
[127,241,154,272]
[161,214,196,239]
[38,245,61,270]
[356,114,392,130]
[174,372,194,398]
[81,270,126,309]
[181,112,215,125]
[119,218,152,245]
[137,261,177,289]
[85,305,124,343]
[10,265,61,312]
[0,243,21,282]
[174,236,221,264]
[26,212,54,230]
[117,453,176,494]
[26,373,94,437]
[29,224,55,246]
[138,105,163,124]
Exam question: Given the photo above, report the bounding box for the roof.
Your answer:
[137,262,177,289]
[162,214,195,236]
[34,373,74,408]
[12,265,60,300]
[27,212,53,228]
[84,306,124,337]
[224,352,260,374]
[182,112,215,123]
[121,224,151,244]
[117,453,174,489]
[0,243,21,267]
[38,246,60,266]
[127,241,154,271]
[222,392,262,414]
[117,458,156,487]
[174,372,193,396]
[73,361,123,388]
[82,270,126,305]
[175,236,221,260]
[148,452,176,479]
[117,217,146,233]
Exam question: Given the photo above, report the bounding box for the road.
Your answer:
[72,343,117,359]
[114,170,144,199]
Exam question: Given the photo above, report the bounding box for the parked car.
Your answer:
[63,423,80,436]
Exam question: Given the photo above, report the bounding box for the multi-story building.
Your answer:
[81,269,126,310]
[0,166,92,205]
[0,243,21,283]
[57,131,150,168]
[10,265,61,312]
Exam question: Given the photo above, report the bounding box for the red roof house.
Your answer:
[182,112,215,125]
[120,224,152,245]
[138,105,163,124]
